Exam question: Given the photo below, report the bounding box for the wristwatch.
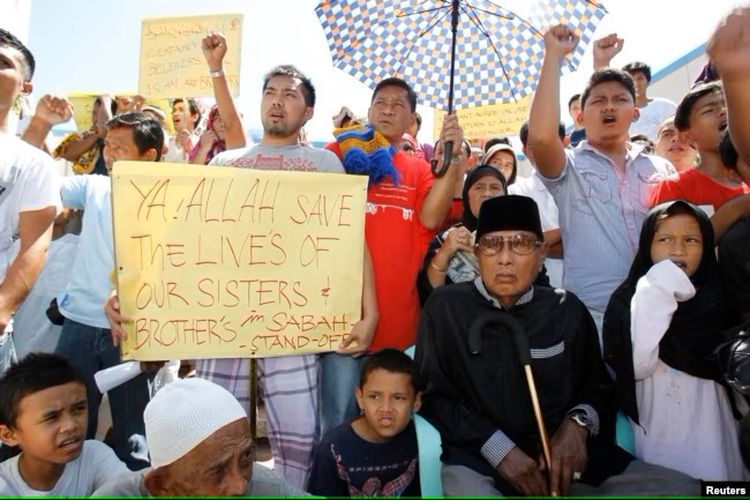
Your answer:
[568,410,592,434]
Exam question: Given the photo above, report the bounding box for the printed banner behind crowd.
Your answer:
[433,96,531,141]
[139,13,243,98]
[112,162,367,360]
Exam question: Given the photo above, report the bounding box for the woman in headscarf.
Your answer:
[416,165,507,306]
[603,200,745,480]
[189,105,227,165]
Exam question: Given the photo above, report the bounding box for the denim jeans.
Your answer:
[55,318,152,470]
[318,352,367,436]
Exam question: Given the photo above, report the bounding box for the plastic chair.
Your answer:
[414,413,444,496]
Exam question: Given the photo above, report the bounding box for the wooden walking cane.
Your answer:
[250,358,257,445]
[469,313,555,495]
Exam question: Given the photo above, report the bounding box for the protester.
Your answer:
[53,95,114,175]
[164,98,200,162]
[622,62,677,140]
[527,24,674,335]
[417,165,508,305]
[650,82,749,213]
[603,200,744,480]
[0,28,60,374]
[653,116,697,173]
[55,112,163,470]
[483,143,517,185]
[19,94,73,151]
[323,78,463,435]
[308,349,421,497]
[416,195,699,496]
[91,377,307,496]
[567,94,586,147]
[0,353,127,495]
[511,121,564,287]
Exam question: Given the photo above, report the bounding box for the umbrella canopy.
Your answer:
[316,0,607,111]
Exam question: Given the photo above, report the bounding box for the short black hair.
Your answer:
[0,28,35,80]
[674,81,723,131]
[0,353,85,428]
[519,121,566,147]
[567,93,581,110]
[415,112,422,132]
[372,77,418,112]
[484,137,511,152]
[359,349,422,392]
[107,112,165,161]
[263,65,316,107]
[622,61,652,83]
[172,98,202,129]
[581,68,636,109]
[719,129,739,171]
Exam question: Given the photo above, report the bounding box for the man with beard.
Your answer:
[181,33,377,490]
[527,25,674,336]
[650,82,750,213]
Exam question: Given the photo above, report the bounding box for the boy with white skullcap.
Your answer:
[92,378,308,496]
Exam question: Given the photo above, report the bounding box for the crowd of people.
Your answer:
[1,5,750,497]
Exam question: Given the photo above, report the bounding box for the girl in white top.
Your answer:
[603,200,745,480]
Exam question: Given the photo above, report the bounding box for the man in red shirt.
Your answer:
[323,78,463,434]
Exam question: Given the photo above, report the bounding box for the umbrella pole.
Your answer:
[432,0,460,178]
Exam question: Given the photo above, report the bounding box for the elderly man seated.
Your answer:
[92,378,307,497]
[415,195,700,497]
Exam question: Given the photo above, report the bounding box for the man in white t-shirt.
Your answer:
[0,353,127,495]
[0,29,60,375]
[622,61,677,140]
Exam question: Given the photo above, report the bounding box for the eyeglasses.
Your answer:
[476,234,542,256]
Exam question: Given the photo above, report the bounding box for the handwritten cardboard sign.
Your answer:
[139,13,243,98]
[433,97,531,141]
[112,162,367,360]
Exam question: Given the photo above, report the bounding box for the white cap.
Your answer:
[144,377,247,468]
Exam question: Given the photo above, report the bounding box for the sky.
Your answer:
[6,0,747,143]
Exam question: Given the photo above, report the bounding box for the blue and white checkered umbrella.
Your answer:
[316,0,607,111]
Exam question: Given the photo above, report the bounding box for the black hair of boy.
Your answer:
[622,61,652,83]
[371,77,417,112]
[674,81,723,131]
[581,68,636,109]
[0,28,35,80]
[263,65,317,107]
[359,348,422,392]
[0,353,85,428]
[106,111,165,162]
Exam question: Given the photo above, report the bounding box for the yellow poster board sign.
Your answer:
[139,13,243,98]
[433,97,531,141]
[67,93,175,135]
[112,162,367,360]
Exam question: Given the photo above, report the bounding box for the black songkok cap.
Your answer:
[476,195,543,241]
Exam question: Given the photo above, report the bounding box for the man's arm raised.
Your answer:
[527,25,579,179]
[708,7,750,165]
[0,207,55,333]
[202,32,246,150]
